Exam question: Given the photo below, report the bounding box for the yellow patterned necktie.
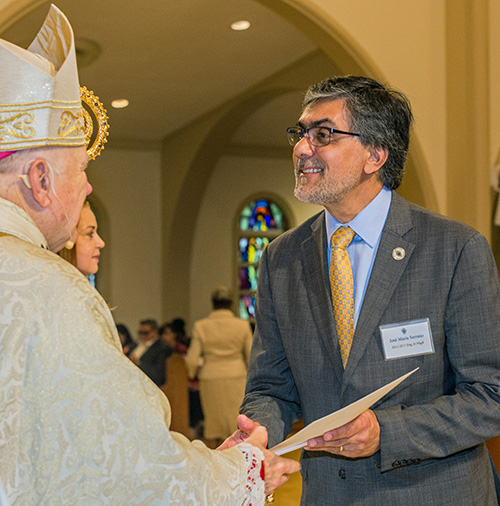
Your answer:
[330,226,355,368]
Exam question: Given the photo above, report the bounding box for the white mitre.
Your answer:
[0,4,85,152]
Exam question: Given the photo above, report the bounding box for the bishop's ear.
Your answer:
[25,159,52,208]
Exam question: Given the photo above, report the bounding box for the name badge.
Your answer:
[379,318,435,360]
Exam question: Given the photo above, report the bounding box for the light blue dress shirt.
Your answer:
[326,186,392,327]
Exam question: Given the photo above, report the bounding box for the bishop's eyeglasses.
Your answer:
[286,126,360,148]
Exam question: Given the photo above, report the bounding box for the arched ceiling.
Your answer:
[0,0,317,145]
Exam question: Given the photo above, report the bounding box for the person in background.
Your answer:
[186,286,253,448]
[129,318,171,386]
[0,7,299,504]
[58,201,104,276]
[161,318,190,353]
[240,75,500,505]
[160,319,191,438]
[162,318,205,439]
[116,323,136,355]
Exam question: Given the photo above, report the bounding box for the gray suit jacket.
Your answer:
[241,192,500,505]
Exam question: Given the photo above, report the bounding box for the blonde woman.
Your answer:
[58,202,105,276]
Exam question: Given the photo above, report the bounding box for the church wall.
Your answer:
[285,0,448,211]
[490,0,500,165]
[261,0,497,238]
[188,154,321,331]
[87,148,163,336]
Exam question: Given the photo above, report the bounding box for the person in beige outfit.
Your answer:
[186,286,253,448]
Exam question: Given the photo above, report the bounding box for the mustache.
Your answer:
[296,158,325,172]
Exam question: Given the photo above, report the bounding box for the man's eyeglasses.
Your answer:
[286,126,360,148]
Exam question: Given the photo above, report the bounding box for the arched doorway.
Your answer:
[162,0,435,322]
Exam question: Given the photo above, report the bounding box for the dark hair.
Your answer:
[303,75,413,190]
[213,299,232,310]
[139,318,158,331]
[116,323,134,347]
[160,318,190,347]
[211,286,233,309]
[171,318,186,335]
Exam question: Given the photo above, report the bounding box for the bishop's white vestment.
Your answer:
[0,198,264,505]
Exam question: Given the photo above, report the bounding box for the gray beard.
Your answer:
[294,170,359,206]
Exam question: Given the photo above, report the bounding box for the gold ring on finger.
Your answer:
[339,445,343,452]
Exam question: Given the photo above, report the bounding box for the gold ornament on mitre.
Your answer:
[0,4,109,159]
[80,86,109,160]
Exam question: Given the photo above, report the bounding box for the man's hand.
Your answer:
[217,415,301,495]
[305,409,380,458]
[217,414,261,450]
[261,448,301,495]
[243,425,300,495]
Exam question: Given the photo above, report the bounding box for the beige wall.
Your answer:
[160,50,340,324]
[490,0,500,165]
[281,0,448,208]
[189,155,321,329]
[87,148,163,334]
[263,0,496,237]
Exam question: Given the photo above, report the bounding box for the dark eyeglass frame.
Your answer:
[286,126,360,147]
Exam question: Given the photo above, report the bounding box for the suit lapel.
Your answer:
[342,193,416,388]
[301,213,344,383]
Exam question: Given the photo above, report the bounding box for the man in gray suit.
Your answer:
[240,75,500,505]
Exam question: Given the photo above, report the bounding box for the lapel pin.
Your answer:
[392,247,405,260]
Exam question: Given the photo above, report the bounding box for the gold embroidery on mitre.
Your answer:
[82,107,92,147]
[58,109,85,138]
[0,112,35,139]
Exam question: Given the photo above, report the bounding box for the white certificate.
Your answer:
[271,367,418,456]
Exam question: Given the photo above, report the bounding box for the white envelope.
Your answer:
[271,367,418,455]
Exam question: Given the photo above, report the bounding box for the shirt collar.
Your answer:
[325,186,392,247]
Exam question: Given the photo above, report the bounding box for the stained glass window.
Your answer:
[237,198,290,322]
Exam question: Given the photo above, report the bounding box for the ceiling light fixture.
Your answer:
[111,99,129,109]
[231,20,250,31]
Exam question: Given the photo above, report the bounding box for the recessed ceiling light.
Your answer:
[111,99,129,109]
[231,20,250,31]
